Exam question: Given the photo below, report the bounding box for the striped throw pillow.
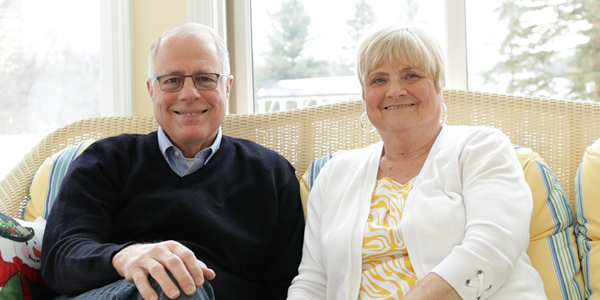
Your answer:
[515,145,584,300]
[24,140,95,221]
[575,138,600,300]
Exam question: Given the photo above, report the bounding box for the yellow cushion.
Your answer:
[575,138,600,300]
[302,145,584,299]
[25,140,94,221]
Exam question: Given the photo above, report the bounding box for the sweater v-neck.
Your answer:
[145,132,228,188]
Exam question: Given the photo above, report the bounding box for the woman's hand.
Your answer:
[112,240,216,300]
[404,273,461,300]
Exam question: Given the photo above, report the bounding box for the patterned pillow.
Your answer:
[301,145,584,299]
[24,140,94,221]
[575,138,600,300]
[0,212,45,299]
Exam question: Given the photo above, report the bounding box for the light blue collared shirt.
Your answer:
[157,126,222,177]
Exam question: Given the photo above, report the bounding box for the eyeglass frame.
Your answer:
[151,73,229,92]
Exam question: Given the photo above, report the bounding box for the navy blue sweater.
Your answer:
[41,132,304,299]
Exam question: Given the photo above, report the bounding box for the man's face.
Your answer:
[147,33,233,155]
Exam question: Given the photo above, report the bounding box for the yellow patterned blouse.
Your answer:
[358,177,418,300]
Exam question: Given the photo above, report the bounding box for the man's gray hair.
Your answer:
[147,23,230,78]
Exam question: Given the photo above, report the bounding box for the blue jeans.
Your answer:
[53,276,215,300]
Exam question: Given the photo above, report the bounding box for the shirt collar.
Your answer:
[157,126,222,165]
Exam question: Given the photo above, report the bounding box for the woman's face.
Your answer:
[363,62,442,137]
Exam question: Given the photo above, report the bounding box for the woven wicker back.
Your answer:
[444,89,600,214]
[1,89,599,219]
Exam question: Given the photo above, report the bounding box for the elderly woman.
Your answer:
[287,25,547,300]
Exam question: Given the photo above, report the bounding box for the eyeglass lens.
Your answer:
[158,74,219,91]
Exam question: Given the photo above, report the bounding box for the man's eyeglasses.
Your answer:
[152,73,228,92]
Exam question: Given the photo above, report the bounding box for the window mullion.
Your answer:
[445,0,468,90]
[100,0,133,116]
[225,0,254,114]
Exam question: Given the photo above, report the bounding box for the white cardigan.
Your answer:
[287,125,547,300]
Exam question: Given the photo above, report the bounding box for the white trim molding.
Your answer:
[187,0,228,42]
[225,0,254,114]
[445,0,468,90]
[100,0,133,117]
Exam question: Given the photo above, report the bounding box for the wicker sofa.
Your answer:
[1,89,600,299]
[2,89,599,217]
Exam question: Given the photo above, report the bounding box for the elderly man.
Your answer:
[41,23,304,300]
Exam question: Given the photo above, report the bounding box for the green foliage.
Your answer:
[485,0,600,101]
[254,0,329,96]
[347,0,376,45]
[254,0,380,97]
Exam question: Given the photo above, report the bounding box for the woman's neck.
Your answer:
[380,123,443,161]
[377,124,443,183]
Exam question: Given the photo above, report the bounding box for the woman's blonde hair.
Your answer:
[356,25,445,92]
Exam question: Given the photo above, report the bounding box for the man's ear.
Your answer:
[147,79,154,98]
[226,75,234,99]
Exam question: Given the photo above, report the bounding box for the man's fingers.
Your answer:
[147,262,184,299]
[167,242,208,294]
[131,269,158,300]
[202,267,216,281]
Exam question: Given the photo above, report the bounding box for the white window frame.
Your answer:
[100,0,133,117]
[188,0,254,114]
[445,0,468,90]
[223,0,469,114]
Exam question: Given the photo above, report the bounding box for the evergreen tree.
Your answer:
[254,0,329,96]
[331,0,377,77]
[347,0,376,45]
[484,0,600,101]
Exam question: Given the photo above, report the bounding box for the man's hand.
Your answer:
[112,241,216,300]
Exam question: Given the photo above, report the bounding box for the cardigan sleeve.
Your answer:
[428,128,534,299]
[287,159,330,299]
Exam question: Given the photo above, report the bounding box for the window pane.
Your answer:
[0,0,101,179]
[251,0,446,113]
[466,0,600,101]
